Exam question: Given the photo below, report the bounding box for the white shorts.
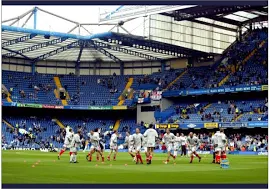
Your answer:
[90,145,101,151]
[190,146,197,153]
[142,146,147,153]
[128,146,135,153]
[110,144,118,151]
[166,144,173,152]
[174,144,179,151]
[215,147,226,152]
[135,145,141,152]
[64,139,69,144]
[63,143,71,149]
[146,141,155,148]
[70,147,79,153]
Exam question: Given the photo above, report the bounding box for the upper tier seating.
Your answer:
[158,99,268,124]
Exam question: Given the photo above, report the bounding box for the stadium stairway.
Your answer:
[218,74,230,87]
[113,120,121,131]
[163,70,187,91]
[240,40,267,68]
[117,78,134,106]
[54,89,60,98]
[6,95,13,102]
[233,113,244,122]
[127,88,134,100]
[218,40,266,87]
[2,84,13,102]
[55,119,66,129]
[117,100,125,106]
[2,119,14,129]
[127,78,135,100]
[53,76,70,106]
[203,103,212,110]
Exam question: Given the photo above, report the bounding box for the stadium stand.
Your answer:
[2,71,57,104]
[166,28,268,91]
[1,6,268,154]
[2,28,267,106]
[156,98,268,124]
[59,74,128,106]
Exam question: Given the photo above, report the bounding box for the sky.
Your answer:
[2,6,146,36]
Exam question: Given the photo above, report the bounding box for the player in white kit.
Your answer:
[173,133,181,157]
[187,132,201,163]
[163,129,176,164]
[124,131,136,161]
[211,131,219,164]
[96,128,106,162]
[215,129,227,164]
[70,130,82,163]
[220,129,227,161]
[179,133,187,157]
[87,129,105,162]
[142,136,148,158]
[143,124,158,164]
[86,130,94,161]
[58,126,73,160]
[107,130,119,161]
[133,128,144,164]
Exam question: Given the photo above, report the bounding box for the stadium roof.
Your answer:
[2,25,211,63]
[161,5,268,31]
[100,5,268,32]
[2,5,268,63]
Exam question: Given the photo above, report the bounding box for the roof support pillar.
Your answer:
[238,26,242,42]
[75,62,80,76]
[188,57,195,67]
[76,44,84,76]
[32,62,36,75]
[93,61,97,75]
[161,61,166,73]
[120,62,124,76]
[33,7,37,29]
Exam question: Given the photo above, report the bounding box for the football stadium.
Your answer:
[1,5,268,184]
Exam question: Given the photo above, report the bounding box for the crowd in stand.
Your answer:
[3,117,53,149]
[62,72,123,106]
[166,28,268,91]
[167,105,199,123]
[161,97,268,124]
[222,27,267,69]
[97,76,117,92]
[227,133,268,152]
[137,68,182,89]
[2,71,127,106]
[165,66,227,91]
[224,46,268,87]
[5,73,54,103]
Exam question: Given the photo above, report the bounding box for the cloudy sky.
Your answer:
[2,6,146,36]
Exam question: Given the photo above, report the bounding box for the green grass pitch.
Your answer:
[2,151,268,184]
